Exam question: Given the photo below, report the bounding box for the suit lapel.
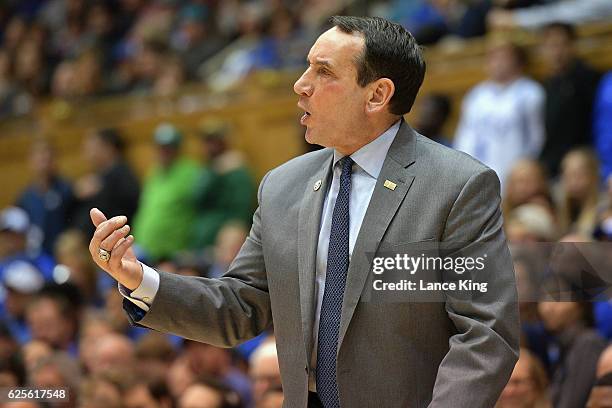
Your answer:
[337,122,418,351]
[297,151,334,366]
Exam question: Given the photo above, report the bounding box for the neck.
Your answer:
[99,156,118,172]
[336,117,399,156]
[34,174,53,189]
[494,73,520,86]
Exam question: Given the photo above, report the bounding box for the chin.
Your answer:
[304,128,316,144]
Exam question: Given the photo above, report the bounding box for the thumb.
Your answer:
[90,208,108,227]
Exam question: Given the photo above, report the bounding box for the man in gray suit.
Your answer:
[89,16,519,408]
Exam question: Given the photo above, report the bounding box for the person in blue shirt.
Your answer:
[16,139,75,256]
[594,71,612,182]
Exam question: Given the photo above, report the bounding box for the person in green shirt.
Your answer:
[132,123,201,261]
[193,120,256,248]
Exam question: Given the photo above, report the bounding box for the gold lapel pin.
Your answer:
[313,180,322,191]
[384,180,397,191]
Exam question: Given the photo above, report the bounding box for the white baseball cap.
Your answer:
[0,207,30,234]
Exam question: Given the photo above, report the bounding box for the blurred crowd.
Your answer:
[0,120,267,408]
[0,0,341,118]
[441,21,611,408]
[2,1,612,408]
[3,0,612,118]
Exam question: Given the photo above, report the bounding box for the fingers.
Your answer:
[100,224,130,251]
[108,235,135,270]
[90,208,108,227]
[89,215,127,257]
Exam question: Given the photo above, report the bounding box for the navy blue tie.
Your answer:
[316,156,353,408]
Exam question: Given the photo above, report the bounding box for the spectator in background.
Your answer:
[71,48,104,97]
[557,148,600,236]
[495,348,551,408]
[153,54,186,97]
[170,3,226,80]
[167,355,197,401]
[0,350,26,387]
[51,1,89,60]
[593,175,612,241]
[123,377,173,408]
[13,38,48,111]
[505,204,558,243]
[183,340,252,407]
[593,71,612,182]
[22,340,53,375]
[203,222,249,279]
[179,377,243,408]
[503,159,554,218]
[587,346,612,408]
[0,207,54,281]
[83,1,120,74]
[488,0,612,30]
[127,39,170,94]
[50,59,79,99]
[538,291,606,408]
[0,48,20,118]
[2,15,28,55]
[193,120,255,248]
[257,388,283,408]
[16,139,74,255]
[132,123,200,261]
[90,332,135,380]
[1,261,44,343]
[538,22,601,178]
[249,340,281,406]
[454,39,544,187]
[587,373,612,408]
[248,6,307,72]
[0,320,19,361]
[134,332,177,381]
[413,93,452,146]
[29,352,81,406]
[53,229,101,303]
[72,127,140,237]
[25,292,79,352]
[78,373,123,408]
[392,0,492,45]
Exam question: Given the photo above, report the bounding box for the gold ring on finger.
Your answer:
[98,247,111,262]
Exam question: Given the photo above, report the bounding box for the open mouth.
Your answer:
[300,111,311,124]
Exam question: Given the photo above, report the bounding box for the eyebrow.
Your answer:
[307,58,334,69]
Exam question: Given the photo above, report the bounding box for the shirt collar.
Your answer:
[333,119,401,179]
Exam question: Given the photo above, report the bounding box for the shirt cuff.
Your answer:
[117,263,160,312]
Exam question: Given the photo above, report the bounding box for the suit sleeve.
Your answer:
[124,172,273,347]
[428,168,520,408]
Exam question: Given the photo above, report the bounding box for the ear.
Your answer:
[366,78,395,114]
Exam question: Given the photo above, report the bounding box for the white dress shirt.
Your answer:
[120,120,401,391]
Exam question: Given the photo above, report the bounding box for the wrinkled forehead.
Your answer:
[307,27,365,73]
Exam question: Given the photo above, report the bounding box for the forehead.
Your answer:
[307,27,364,71]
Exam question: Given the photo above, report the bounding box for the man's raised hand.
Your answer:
[88,208,143,290]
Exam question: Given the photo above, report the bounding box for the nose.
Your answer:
[293,70,313,97]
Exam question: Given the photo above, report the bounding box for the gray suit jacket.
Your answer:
[133,121,520,407]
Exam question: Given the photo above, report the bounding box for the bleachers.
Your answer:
[1,22,612,208]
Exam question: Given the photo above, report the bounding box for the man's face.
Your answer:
[179,384,223,408]
[486,45,520,83]
[538,301,582,332]
[250,354,281,403]
[497,358,538,408]
[123,384,161,408]
[294,27,371,154]
[157,145,179,168]
[541,28,574,74]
